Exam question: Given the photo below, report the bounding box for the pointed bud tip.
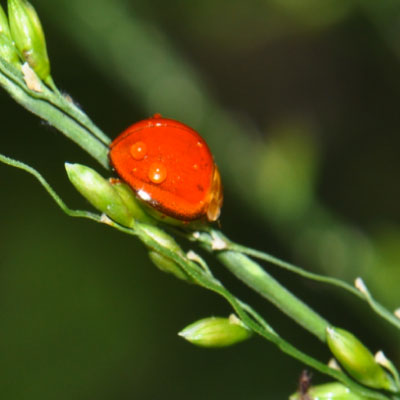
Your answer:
[64,162,79,175]
[327,358,341,371]
[354,277,368,294]
[177,330,188,339]
[375,351,386,365]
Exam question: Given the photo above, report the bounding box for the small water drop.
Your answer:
[148,162,167,184]
[130,141,147,160]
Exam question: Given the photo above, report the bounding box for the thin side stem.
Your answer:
[0,152,392,400]
[224,236,400,331]
[0,153,101,222]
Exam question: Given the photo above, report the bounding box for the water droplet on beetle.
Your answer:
[130,141,147,160]
[148,162,167,184]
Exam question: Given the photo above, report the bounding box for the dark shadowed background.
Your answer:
[1,0,399,399]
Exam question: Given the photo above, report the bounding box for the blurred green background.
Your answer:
[1,0,400,398]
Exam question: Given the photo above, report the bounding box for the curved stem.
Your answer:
[0,44,397,397]
[134,224,389,400]
[0,153,101,222]
[0,152,392,400]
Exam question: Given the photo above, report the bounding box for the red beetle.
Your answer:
[109,114,223,223]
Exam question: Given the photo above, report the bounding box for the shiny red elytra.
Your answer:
[109,114,223,222]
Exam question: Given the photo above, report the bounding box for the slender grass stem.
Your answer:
[216,231,400,331]
[0,59,110,168]
[216,250,329,342]
[0,151,393,400]
[0,43,398,398]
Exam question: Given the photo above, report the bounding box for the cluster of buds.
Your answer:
[0,0,52,84]
[65,163,191,281]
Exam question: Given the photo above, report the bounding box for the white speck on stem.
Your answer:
[326,326,335,337]
[22,63,42,92]
[211,231,227,250]
[100,213,112,225]
[328,358,341,371]
[192,231,201,239]
[187,250,200,262]
[375,351,388,367]
[354,277,368,295]
[228,314,241,325]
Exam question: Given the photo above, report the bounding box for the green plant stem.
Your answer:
[0,152,392,400]
[0,59,109,168]
[42,81,112,146]
[216,250,329,342]
[216,232,400,331]
[189,230,329,341]
[1,46,398,397]
[0,153,101,222]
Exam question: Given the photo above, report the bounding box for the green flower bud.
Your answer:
[0,4,19,66]
[148,251,190,281]
[0,4,11,37]
[7,0,50,82]
[326,327,395,391]
[290,382,375,400]
[137,224,183,254]
[178,315,252,348]
[109,180,155,224]
[65,163,134,227]
[0,34,20,66]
